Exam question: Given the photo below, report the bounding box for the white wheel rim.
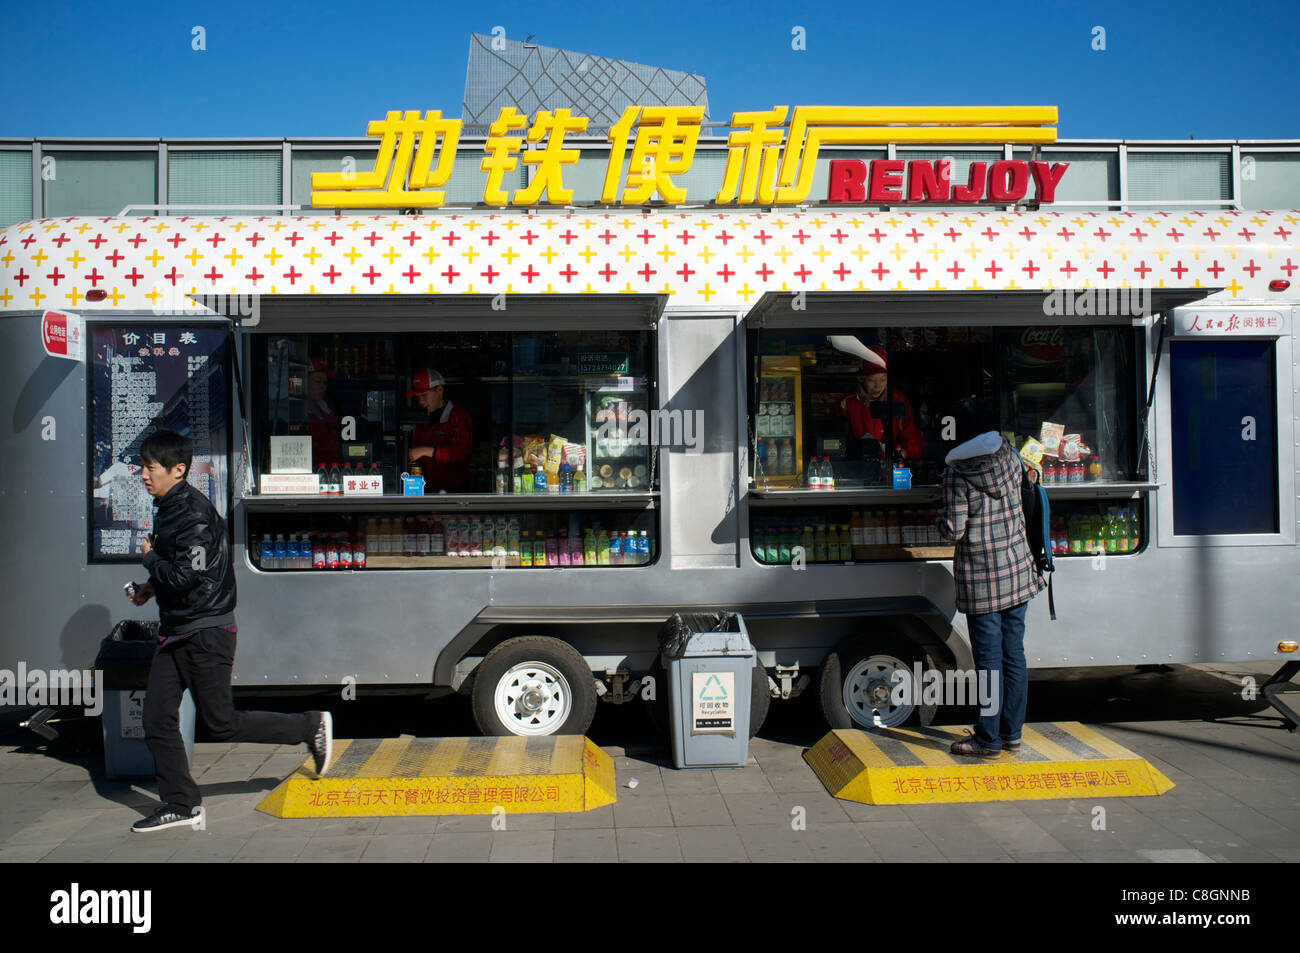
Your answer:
[493,661,573,735]
[843,655,914,729]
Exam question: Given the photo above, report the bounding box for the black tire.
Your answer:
[644,657,770,741]
[471,636,598,737]
[818,634,936,730]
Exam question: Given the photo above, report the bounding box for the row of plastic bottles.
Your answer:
[316,461,381,496]
[1054,507,1141,555]
[752,524,852,564]
[258,532,366,570]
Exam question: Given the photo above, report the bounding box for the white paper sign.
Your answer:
[270,435,313,473]
[691,671,736,736]
[342,473,384,496]
[120,690,146,740]
[259,473,320,495]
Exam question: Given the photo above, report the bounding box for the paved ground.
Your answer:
[1,662,1297,863]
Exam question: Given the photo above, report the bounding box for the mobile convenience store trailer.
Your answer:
[2,206,1297,736]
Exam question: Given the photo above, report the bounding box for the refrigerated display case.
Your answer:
[756,356,803,488]
[584,380,652,491]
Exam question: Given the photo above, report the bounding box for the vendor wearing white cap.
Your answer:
[840,344,925,460]
[407,368,474,492]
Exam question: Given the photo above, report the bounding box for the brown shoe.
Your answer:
[949,733,1001,759]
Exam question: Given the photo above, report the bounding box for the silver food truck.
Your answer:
[2,203,1297,736]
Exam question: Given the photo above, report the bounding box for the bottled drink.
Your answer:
[901,512,915,546]
[533,532,547,567]
[1127,507,1140,550]
[368,460,381,485]
[888,511,902,546]
[569,531,584,566]
[807,458,822,489]
[329,462,342,496]
[638,529,651,563]
[430,517,445,556]
[521,531,533,568]
[609,531,623,566]
[312,534,326,570]
[574,466,586,493]
[560,463,573,494]
[338,533,353,570]
[469,517,483,557]
[301,533,314,569]
[756,439,769,477]
[546,532,560,567]
[822,457,835,490]
[274,534,288,568]
[826,525,840,561]
[353,532,367,569]
[534,464,547,495]
[597,529,611,565]
[286,534,300,570]
[775,439,791,476]
[850,511,864,547]
[325,534,339,569]
[259,536,274,569]
[583,528,597,566]
[417,518,431,555]
[316,463,328,496]
[403,517,418,556]
[838,525,852,561]
[496,453,508,494]
[341,463,354,493]
[507,518,521,559]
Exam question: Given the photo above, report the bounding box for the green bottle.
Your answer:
[597,529,611,565]
[584,528,598,566]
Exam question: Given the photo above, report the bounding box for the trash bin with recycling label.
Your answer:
[96,620,196,779]
[660,611,755,769]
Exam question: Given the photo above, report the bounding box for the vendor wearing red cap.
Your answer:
[306,358,340,470]
[840,346,925,460]
[407,368,474,493]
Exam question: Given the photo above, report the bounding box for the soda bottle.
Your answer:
[312,533,327,570]
[325,534,339,569]
[338,533,353,569]
[353,531,367,570]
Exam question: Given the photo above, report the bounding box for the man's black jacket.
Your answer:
[142,480,236,635]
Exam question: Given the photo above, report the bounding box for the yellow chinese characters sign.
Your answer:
[311,106,1058,209]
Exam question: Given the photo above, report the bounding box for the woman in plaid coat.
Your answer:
[940,411,1045,758]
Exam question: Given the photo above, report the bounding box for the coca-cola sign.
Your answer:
[1018,326,1064,365]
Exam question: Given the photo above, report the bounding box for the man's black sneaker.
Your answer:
[131,805,204,833]
[1001,738,1023,752]
[310,711,333,777]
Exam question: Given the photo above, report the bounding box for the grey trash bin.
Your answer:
[96,621,196,779]
[661,611,755,769]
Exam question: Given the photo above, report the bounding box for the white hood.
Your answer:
[945,430,1002,464]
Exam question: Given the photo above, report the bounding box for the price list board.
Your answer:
[88,325,230,562]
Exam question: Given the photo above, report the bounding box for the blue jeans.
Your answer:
[966,601,1029,750]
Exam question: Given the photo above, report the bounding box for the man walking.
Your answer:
[939,404,1044,758]
[126,429,333,832]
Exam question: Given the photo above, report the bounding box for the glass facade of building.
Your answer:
[1,137,1298,227]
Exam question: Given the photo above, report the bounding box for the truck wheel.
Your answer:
[472,636,598,737]
[818,635,936,730]
[645,658,771,740]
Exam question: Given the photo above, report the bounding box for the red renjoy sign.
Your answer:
[827,159,1069,205]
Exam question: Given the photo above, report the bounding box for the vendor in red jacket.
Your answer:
[840,345,925,460]
[407,368,474,492]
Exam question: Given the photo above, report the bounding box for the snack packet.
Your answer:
[1039,422,1064,458]
[546,435,567,483]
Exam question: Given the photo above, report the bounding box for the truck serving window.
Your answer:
[87,324,231,562]
[1169,340,1279,536]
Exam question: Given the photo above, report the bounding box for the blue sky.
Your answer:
[2,0,1297,139]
